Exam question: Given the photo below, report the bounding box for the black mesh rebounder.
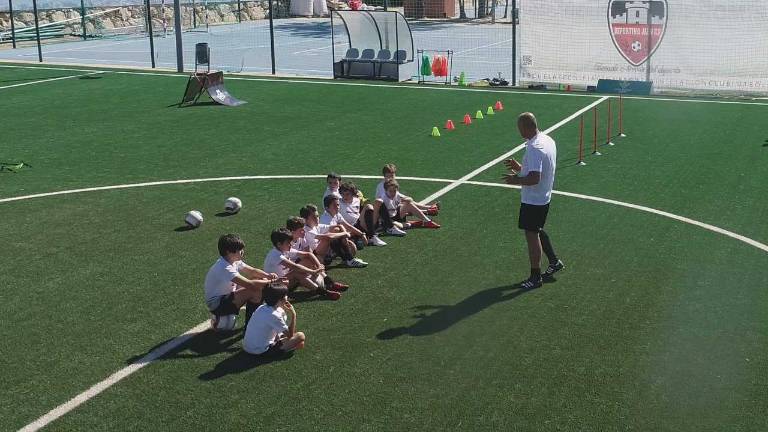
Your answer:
[331,10,416,82]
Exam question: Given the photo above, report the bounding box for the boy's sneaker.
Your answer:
[331,282,349,291]
[543,260,565,279]
[519,276,543,289]
[346,258,368,268]
[423,220,441,229]
[368,235,387,246]
[408,220,424,228]
[386,226,407,236]
[426,207,439,216]
[323,290,342,300]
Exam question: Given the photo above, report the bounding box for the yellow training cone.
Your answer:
[486,106,494,115]
[475,110,484,119]
[431,126,441,137]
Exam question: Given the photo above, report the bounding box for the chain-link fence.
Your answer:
[2,0,767,96]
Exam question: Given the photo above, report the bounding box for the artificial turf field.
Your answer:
[1,63,767,431]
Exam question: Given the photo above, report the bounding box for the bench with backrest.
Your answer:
[341,48,410,78]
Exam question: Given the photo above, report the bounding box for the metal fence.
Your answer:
[2,0,767,95]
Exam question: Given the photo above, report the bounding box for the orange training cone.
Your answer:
[445,120,455,130]
[494,101,504,111]
[463,114,472,125]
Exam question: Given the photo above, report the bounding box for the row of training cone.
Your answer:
[432,101,504,137]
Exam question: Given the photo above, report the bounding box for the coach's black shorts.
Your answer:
[518,202,550,231]
[209,292,240,316]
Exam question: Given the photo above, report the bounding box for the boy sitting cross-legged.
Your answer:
[379,178,441,236]
[204,233,281,331]
[286,216,350,293]
[300,204,368,268]
[264,228,342,301]
[372,163,440,235]
[320,194,377,250]
[338,181,386,247]
[243,282,306,356]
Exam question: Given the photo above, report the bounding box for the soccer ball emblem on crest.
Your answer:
[631,40,642,52]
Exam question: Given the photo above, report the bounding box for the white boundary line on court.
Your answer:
[13,172,768,432]
[3,63,768,106]
[0,70,103,90]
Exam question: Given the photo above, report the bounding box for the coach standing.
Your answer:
[503,112,564,289]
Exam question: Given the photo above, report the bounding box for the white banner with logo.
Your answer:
[519,1,768,94]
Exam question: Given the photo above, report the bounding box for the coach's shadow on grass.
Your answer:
[377,284,538,340]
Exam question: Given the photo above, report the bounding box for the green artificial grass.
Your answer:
[1,64,766,431]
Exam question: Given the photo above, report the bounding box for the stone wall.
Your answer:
[0,2,269,35]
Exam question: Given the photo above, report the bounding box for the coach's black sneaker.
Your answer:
[543,260,565,280]
[519,276,543,289]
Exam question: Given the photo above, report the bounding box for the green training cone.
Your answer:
[486,106,494,115]
[475,110,484,119]
[458,71,466,86]
[431,126,441,137]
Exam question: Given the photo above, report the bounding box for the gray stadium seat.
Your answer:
[342,48,360,75]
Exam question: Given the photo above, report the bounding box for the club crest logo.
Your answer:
[608,1,668,66]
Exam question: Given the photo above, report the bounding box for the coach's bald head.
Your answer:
[517,112,538,139]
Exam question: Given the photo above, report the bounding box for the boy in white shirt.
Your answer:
[300,204,368,268]
[372,163,440,234]
[263,228,342,300]
[323,172,343,200]
[339,181,386,247]
[204,234,281,331]
[286,216,350,292]
[243,283,305,356]
[320,194,370,250]
[380,179,441,234]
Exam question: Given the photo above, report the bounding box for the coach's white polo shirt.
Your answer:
[520,132,557,205]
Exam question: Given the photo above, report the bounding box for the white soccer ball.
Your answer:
[185,210,204,228]
[224,197,242,214]
[211,314,237,331]
[631,40,642,52]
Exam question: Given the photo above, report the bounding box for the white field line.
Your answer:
[418,96,609,205]
[2,63,768,106]
[17,320,212,432]
[12,172,768,432]
[0,71,103,90]
[463,180,768,253]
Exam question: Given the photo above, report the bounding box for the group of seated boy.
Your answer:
[203,163,442,357]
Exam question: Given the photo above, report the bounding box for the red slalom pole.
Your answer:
[592,106,601,155]
[577,115,586,165]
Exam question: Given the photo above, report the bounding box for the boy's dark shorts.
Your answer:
[518,202,550,231]
[209,292,240,316]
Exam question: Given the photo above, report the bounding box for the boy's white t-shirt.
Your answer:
[204,257,246,304]
[340,196,361,225]
[243,304,289,355]
[319,211,345,226]
[323,186,342,200]
[291,237,309,252]
[263,247,297,277]
[304,224,332,250]
[375,181,386,200]
[381,191,403,217]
